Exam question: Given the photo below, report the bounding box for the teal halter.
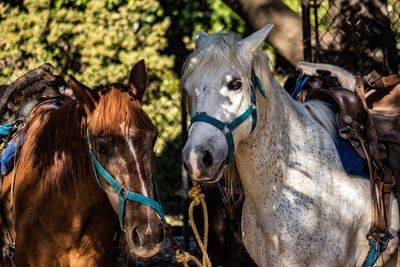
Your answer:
[85,124,166,230]
[190,72,266,165]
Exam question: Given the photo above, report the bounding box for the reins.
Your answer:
[189,71,266,165]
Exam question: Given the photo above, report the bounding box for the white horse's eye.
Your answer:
[228,79,242,91]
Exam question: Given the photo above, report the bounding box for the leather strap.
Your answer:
[355,78,368,110]
[355,77,394,235]
[365,71,400,88]
[397,246,400,267]
[382,169,395,232]
[377,75,400,88]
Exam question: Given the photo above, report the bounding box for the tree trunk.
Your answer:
[222,0,398,74]
[223,0,304,65]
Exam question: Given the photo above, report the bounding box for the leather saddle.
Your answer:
[286,69,400,235]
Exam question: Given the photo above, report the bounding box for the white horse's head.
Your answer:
[182,24,273,183]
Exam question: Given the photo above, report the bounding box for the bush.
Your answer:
[0,0,256,214]
[0,0,181,213]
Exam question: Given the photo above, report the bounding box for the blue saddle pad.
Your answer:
[1,133,24,175]
[334,135,366,176]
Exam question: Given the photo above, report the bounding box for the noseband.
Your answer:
[190,72,266,165]
[85,123,166,230]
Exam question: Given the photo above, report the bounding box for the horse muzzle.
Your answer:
[182,142,226,183]
[124,204,165,258]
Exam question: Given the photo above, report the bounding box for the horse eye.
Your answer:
[98,143,107,155]
[228,79,242,91]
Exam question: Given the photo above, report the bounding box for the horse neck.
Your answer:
[235,74,342,204]
[11,105,115,263]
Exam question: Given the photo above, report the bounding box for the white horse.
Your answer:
[181,24,399,267]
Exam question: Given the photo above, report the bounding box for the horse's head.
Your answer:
[69,60,164,258]
[182,25,273,183]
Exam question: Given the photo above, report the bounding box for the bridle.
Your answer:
[189,72,266,165]
[85,121,166,230]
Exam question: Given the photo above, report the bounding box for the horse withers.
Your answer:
[181,25,399,267]
[0,60,165,266]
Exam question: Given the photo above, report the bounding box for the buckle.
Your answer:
[118,188,127,198]
[223,124,230,134]
[367,231,390,248]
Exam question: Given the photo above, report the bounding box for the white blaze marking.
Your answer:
[121,123,152,232]
[189,150,201,179]
[121,124,149,198]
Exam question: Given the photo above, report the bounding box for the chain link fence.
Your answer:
[303,0,400,75]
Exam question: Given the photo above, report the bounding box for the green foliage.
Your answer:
[388,0,400,59]
[152,0,251,213]
[204,0,246,34]
[283,0,300,14]
[0,0,289,214]
[0,0,182,212]
[0,0,179,147]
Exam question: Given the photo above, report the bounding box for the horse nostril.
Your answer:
[202,150,213,168]
[133,226,141,246]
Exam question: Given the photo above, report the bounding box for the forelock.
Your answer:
[181,32,252,93]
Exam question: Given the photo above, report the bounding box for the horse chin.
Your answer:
[124,231,162,259]
[123,217,164,259]
[128,245,161,259]
[192,164,224,184]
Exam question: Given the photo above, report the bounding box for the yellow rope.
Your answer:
[176,182,212,267]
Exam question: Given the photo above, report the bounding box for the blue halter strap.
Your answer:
[190,72,266,165]
[86,125,166,230]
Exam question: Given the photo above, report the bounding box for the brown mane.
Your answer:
[16,84,157,194]
[90,84,157,135]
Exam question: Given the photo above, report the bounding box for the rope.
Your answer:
[175,250,203,267]
[176,182,212,267]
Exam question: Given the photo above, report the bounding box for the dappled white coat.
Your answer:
[182,24,399,267]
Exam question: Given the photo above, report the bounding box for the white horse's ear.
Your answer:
[238,24,273,55]
[195,32,209,48]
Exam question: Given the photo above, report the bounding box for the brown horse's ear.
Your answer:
[129,59,148,102]
[69,75,97,113]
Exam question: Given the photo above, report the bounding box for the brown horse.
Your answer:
[0,60,165,266]
[195,182,258,267]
